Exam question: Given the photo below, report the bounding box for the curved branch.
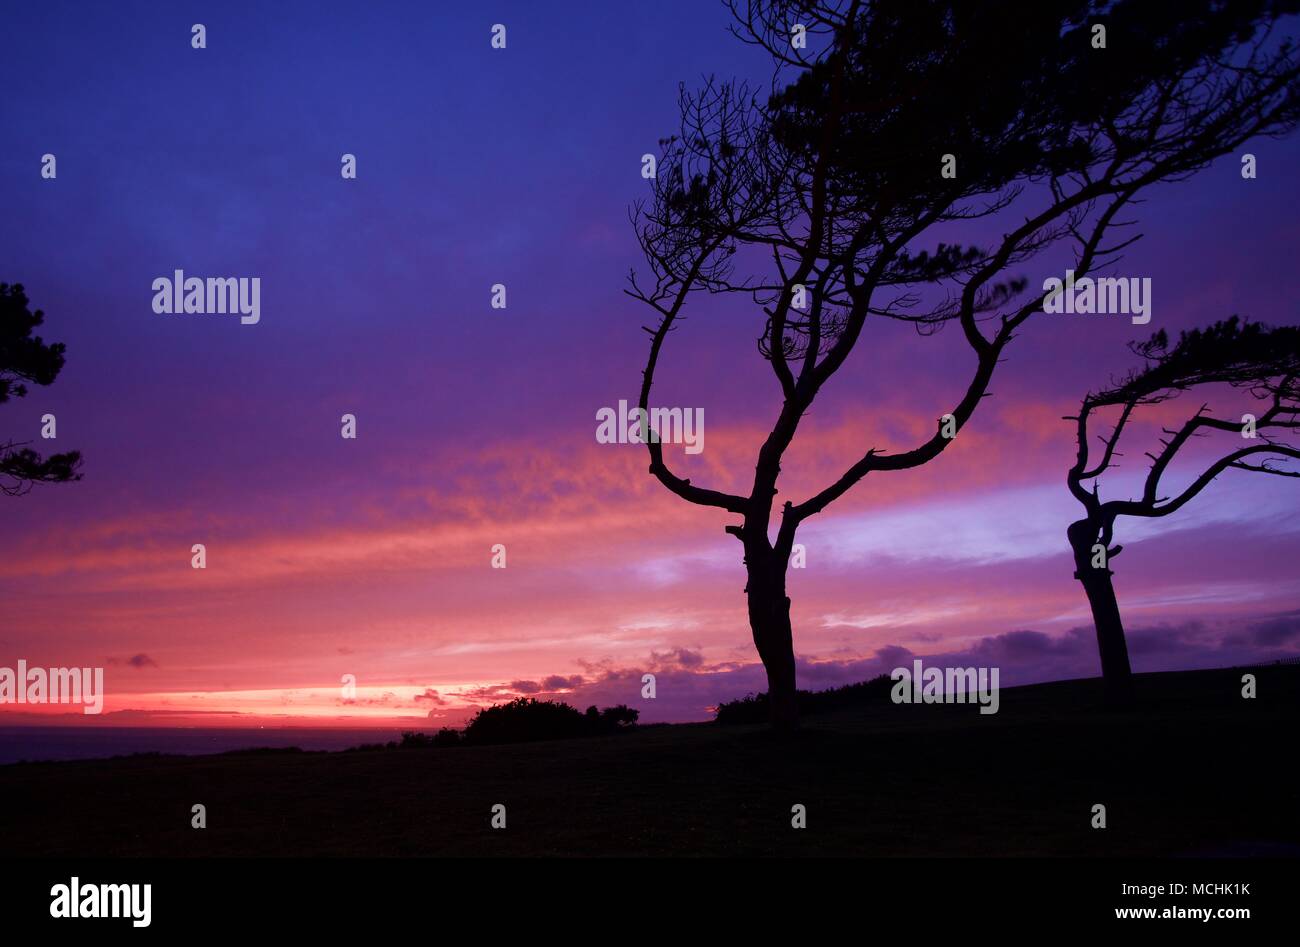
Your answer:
[636,244,748,515]
[1110,443,1300,519]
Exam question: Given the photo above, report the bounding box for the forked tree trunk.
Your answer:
[1069,522,1133,705]
[745,551,799,730]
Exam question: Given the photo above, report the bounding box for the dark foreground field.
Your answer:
[2,665,1297,857]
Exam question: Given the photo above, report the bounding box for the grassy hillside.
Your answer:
[2,665,1297,857]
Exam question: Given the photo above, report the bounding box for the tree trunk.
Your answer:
[745,555,799,730]
[1069,524,1133,705]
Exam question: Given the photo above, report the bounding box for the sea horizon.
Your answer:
[0,725,413,766]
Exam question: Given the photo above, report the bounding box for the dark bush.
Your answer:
[431,727,462,747]
[463,697,639,746]
[714,674,895,725]
[463,698,589,745]
[598,704,639,730]
[349,701,641,751]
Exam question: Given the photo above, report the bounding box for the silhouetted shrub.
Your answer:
[598,704,639,730]
[463,697,639,746]
[431,727,462,747]
[714,674,894,725]
[464,698,589,745]
[346,702,641,751]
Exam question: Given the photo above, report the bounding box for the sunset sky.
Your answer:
[3,1,1299,730]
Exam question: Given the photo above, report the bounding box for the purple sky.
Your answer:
[2,1,1298,728]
